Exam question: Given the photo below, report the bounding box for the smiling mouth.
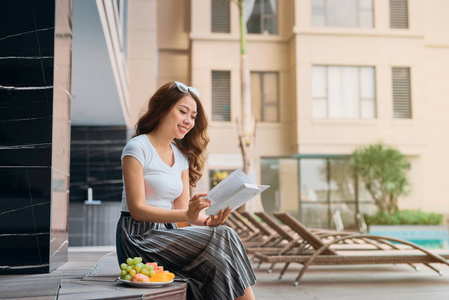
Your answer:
[178,125,189,134]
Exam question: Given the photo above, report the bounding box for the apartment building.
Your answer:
[73,0,449,229]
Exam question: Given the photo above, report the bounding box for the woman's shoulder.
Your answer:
[122,135,152,163]
[124,135,146,150]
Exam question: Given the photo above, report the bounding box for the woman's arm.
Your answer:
[173,170,210,226]
[123,156,207,223]
[173,170,232,226]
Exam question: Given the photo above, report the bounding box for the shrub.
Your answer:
[364,210,443,225]
[351,143,410,214]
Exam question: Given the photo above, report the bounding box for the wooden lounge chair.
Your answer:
[247,212,386,265]
[254,212,449,286]
[240,211,283,248]
[227,213,253,238]
[253,211,385,254]
[237,212,297,256]
[232,211,264,242]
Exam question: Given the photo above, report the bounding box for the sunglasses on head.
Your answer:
[174,81,200,98]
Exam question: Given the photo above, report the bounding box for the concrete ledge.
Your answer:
[56,251,188,300]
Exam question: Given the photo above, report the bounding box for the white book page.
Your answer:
[206,183,270,215]
[205,169,269,215]
[206,169,250,203]
[206,183,260,215]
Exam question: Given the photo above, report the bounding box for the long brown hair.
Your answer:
[134,81,209,187]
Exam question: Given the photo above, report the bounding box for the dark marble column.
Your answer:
[0,0,72,274]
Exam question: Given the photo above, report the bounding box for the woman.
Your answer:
[116,81,256,300]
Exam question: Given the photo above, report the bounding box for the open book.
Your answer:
[205,169,269,215]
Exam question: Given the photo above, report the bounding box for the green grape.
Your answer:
[147,265,154,271]
[124,274,132,281]
[120,269,127,277]
[149,270,155,277]
[138,257,143,263]
[120,274,126,280]
[133,257,140,265]
[134,264,142,273]
[143,264,150,270]
[125,266,132,273]
[141,268,149,276]
[129,269,136,276]
[126,258,133,265]
[120,263,127,270]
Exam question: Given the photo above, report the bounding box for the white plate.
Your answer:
[117,277,174,288]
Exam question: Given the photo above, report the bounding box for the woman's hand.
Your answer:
[207,207,232,227]
[186,193,210,222]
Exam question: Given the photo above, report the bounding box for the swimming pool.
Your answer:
[369,225,449,249]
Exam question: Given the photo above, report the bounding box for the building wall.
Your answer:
[0,0,72,274]
[421,0,449,215]
[143,0,449,216]
[157,0,191,87]
[127,0,158,127]
[189,0,295,191]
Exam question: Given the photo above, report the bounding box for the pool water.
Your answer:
[369,225,449,250]
[407,239,448,249]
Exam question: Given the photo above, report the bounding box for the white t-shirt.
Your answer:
[120,134,189,212]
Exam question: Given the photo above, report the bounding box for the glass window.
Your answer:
[251,72,279,122]
[122,0,128,57]
[246,0,278,34]
[209,170,233,188]
[312,0,374,28]
[260,156,378,230]
[329,158,356,202]
[114,0,128,57]
[299,158,329,227]
[312,65,376,119]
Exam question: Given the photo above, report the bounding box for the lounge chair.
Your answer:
[240,211,285,248]
[237,212,298,256]
[253,211,385,253]
[232,211,264,242]
[227,213,253,238]
[254,212,449,286]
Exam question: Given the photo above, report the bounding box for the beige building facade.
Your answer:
[121,0,449,228]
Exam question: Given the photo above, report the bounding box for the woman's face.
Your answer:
[161,95,197,139]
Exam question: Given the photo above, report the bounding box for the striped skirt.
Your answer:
[116,212,256,300]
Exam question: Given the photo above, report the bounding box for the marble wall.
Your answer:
[70,126,127,203]
[0,0,72,274]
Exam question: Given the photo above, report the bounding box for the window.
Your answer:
[260,157,377,230]
[390,0,408,29]
[246,0,278,34]
[211,71,231,121]
[392,67,412,118]
[312,66,376,119]
[209,169,233,188]
[114,0,128,56]
[211,0,230,33]
[312,0,374,28]
[251,72,279,122]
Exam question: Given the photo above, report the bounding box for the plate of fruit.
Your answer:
[118,257,175,287]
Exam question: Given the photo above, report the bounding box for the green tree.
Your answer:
[350,143,410,214]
